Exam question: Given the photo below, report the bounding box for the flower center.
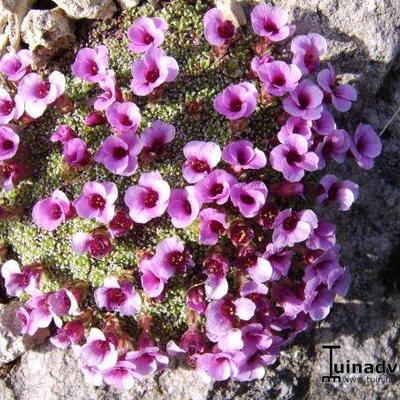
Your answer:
[298,92,310,109]
[51,203,62,220]
[190,159,210,173]
[89,234,112,258]
[327,183,339,200]
[146,68,160,83]
[283,214,299,231]
[0,164,12,179]
[143,33,154,45]
[183,200,192,215]
[113,146,128,159]
[230,223,253,246]
[286,151,302,166]
[272,74,286,86]
[209,220,224,234]
[230,98,243,112]
[107,287,127,308]
[218,20,235,39]
[206,259,224,276]
[119,115,133,126]
[144,190,159,208]
[168,251,188,270]
[240,194,255,205]
[95,340,110,352]
[264,20,279,34]
[0,100,14,115]
[90,194,106,209]
[237,149,251,165]
[210,183,224,197]
[89,62,99,75]
[259,203,279,228]
[37,82,51,99]
[238,253,257,270]
[2,139,14,150]
[221,298,236,318]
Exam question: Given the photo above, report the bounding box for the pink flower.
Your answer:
[74,181,118,223]
[141,120,176,153]
[204,253,230,299]
[102,359,137,390]
[258,60,301,97]
[127,16,168,53]
[0,49,31,81]
[222,140,266,170]
[85,111,107,127]
[0,125,19,161]
[182,140,221,183]
[291,33,327,74]
[250,4,294,42]
[1,260,40,297]
[131,46,179,96]
[79,328,118,370]
[63,138,90,167]
[187,285,207,314]
[230,181,268,218]
[0,161,29,191]
[194,169,237,205]
[272,208,318,248]
[199,208,228,245]
[306,220,336,250]
[72,231,113,259]
[214,82,258,120]
[283,79,323,120]
[315,129,351,168]
[51,125,76,144]
[16,306,33,335]
[140,258,166,298]
[317,64,357,112]
[18,71,65,118]
[50,320,85,349]
[95,133,142,176]
[203,8,237,46]
[0,89,24,124]
[263,243,293,280]
[94,71,119,111]
[277,117,312,142]
[312,107,336,135]
[270,134,319,182]
[47,288,80,317]
[350,124,382,169]
[124,171,170,223]
[196,352,239,381]
[105,101,141,135]
[235,249,272,283]
[251,54,274,77]
[32,189,72,231]
[167,186,201,228]
[316,174,359,211]
[94,277,141,316]
[125,346,168,379]
[72,46,109,83]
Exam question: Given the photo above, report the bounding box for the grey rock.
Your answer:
[53,0,117,20]
[0,379,15,400]
[21,8,75,67]
[116,0,140,10]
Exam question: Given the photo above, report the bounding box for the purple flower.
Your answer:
[350,124,382,169]
[131,46,179,96]
[72,46,109,83]
[18,71,65,118]
[16,306,32,335]
[306,220,336,250]
[141,120,176,153]
[235,249,273,283]
[63,138,90,167]
[258,61,301,97]
[272,208,318,248]
[263,244,293,280]
[291,33,327,74]
[312,107,336,135]
[0,49,31,81]
[196,352,239,381]
[95,133,142,176]
[283,79,323,120]
[250,4,294,42]
[204,252,230,300]
[125,346,168,379]
[316,174,359,211]
[194,169,237,205]
[140,258,167,298]
[105,101,141,135]
[47,288,80,317]
[0,125,19,161]
[80,328,118,370]
[203,7,237,46]
[74,181,118,223]
[102,360,137,390]
[50,320,85,349]
[277,116,312,142]
[71,231,113,259]
[0,161,29,191]
[317,64,357,112]
[230,181,268,218]
[1,260,41,297]
[32,189,72,231]
[167,186,201,228]
[270,134,319,182]
[94,277,141,316]
[199,208,228,245]
[51,125,76,144]
[124,171,170,223]
[214,82,258,120]
[128,16,168,54]
[187,284,207,314]
[303,278,335,321]
[251,54,274,77]
[222,140,266,170]
[315,129,351,168]
[85,111,107,127]
[24,295,53,334]
[0,89,24,124]
[107,209,134,238]
[94,71,118,111]
[241,323,273,356]
[182,141,221,183]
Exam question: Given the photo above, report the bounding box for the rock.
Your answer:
[116,0,140,10]
[21,8,75,67]
[10,344,211,400]
[53,0,116,20]
[0,301,49,364]
[0,380,15,400]
[214,0,247,26]
[0,0,34,53]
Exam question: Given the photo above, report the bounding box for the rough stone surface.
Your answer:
[0,301,49,364]
[116,0,140,10]
[53,0,117,20]
[21,7,75,67]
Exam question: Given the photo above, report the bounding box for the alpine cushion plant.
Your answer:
[0,0,383,390]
